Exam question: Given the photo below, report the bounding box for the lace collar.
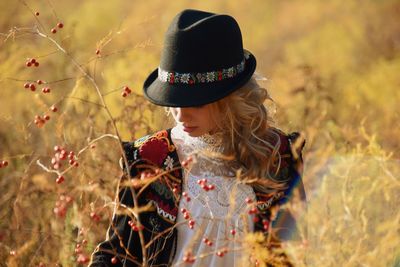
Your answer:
[171,125,225,153]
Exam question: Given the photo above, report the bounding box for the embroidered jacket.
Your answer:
[89,128,306,266]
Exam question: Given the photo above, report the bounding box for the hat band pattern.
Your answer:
[158,59,245,85]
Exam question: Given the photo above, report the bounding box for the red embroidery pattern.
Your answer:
[138,130,176,166]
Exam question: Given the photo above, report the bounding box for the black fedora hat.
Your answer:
[143,9,257,107]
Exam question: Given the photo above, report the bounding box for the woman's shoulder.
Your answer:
[268,127,306,160]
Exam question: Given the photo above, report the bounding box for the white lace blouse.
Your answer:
[170,125,256,266]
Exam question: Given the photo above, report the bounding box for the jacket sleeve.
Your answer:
[271,132,307,242]
[89,141,143,267]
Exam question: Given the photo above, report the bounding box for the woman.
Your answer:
[90,9,306,267]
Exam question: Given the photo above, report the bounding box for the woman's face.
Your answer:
[170,104,220,137]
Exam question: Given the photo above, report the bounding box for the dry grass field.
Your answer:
[0,0,399,266]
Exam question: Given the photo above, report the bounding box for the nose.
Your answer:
[174,108,192,123]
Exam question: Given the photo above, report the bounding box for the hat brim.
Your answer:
[143,49,257,107]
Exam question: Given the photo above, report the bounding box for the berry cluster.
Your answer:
[202,237,213,247]
[247,199,258,215]
[121,86,132,97]
[53,194,73,218]
[182,191,191,202]
[181,156,193,167]
[76,253,89,265]
[262,219,269,231]
[196,178,215,191]
[75,241,89,265]
[0,160,8,168]
[180,208,195,229]
[34,115,50,128]
[51,145,79,173]
[183,251,195,263]
[128,220,144,232]
[24,80,52,94]
[51,22,64,34]
[25,58,39,67]
[216,247,228,257]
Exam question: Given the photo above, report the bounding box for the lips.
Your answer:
[183,125,198,133]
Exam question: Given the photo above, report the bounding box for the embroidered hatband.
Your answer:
[158,58,246,85]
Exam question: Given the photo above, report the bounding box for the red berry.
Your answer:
[37,80,43,84]
[51,28,57,34]
[44,115,50,120]
[76,254,89,264]
[53,163,61,169]
[186,196,191,202]
[95,49,100,55]
[29,84,36,91]
[56,176,65,184]
[207,184,215,190]
[73,162,79,167]
[121,92,127,97]
[216,251,224,257]
[51,158,57,165]
[30,58,36,64]
[180,208,187,213]
[57,22,64,28]
[111,257,118,264]
[90,212,101,222]
[188,220,195,226]
[248,207,258,214]
[2,160,8,167]
[65,195,73,204]
[245,197,253,204]
[34,62,39,67]
[50,105,58,112]
[24,83,30,88]
[35,12,39,16]
[54,145,61,152]
[182,192,188,197]
[230,229,236,235]
[26,62,32,67]
[82,239,88,245]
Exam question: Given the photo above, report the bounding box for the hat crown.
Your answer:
[160,9,244,73]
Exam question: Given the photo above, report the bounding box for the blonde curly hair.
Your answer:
[208,76,288,191]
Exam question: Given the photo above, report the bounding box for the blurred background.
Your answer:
[0,0,399,266]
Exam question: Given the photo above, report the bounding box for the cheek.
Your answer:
[170,109,178,122]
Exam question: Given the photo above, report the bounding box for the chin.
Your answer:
[186,131,202,137]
